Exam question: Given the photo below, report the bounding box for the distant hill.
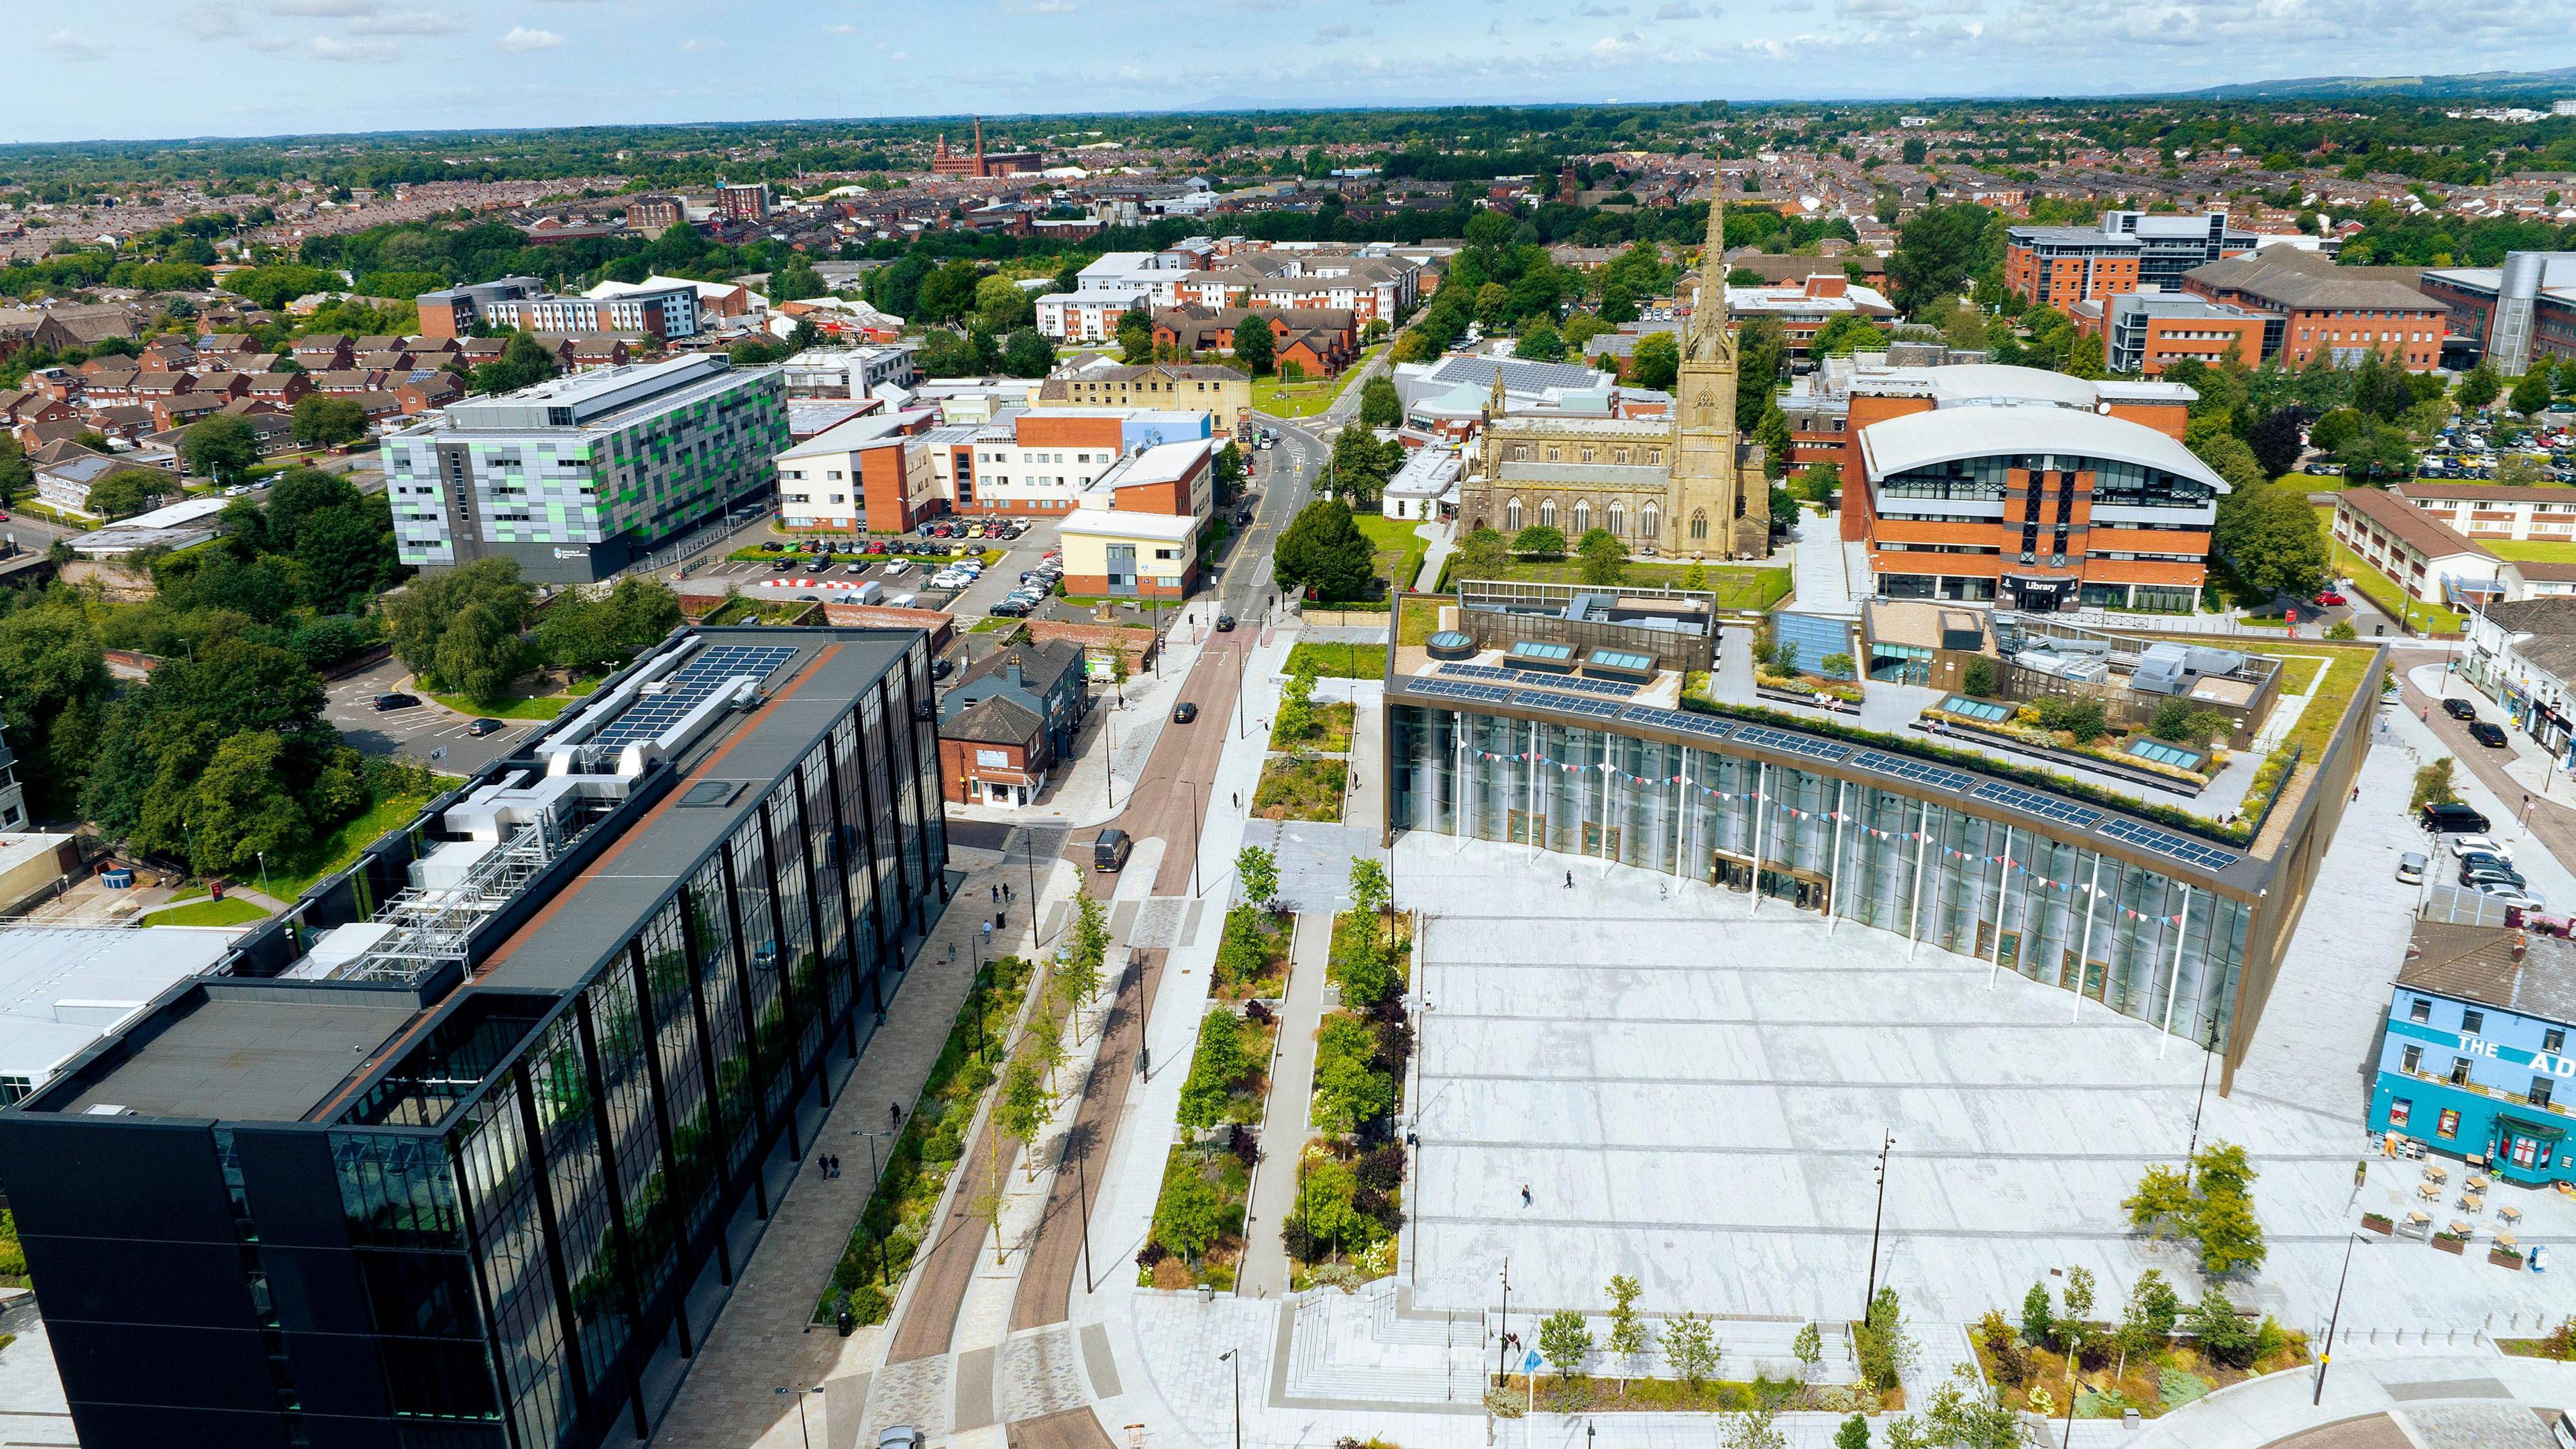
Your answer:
[2167,66,2576,101]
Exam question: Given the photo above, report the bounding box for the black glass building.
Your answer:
[0,626,953,1449]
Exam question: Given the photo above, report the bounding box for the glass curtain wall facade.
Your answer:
[323,647,947,1449]
[1392,704,2250,1051]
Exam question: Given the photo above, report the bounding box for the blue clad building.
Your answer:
[2369,919,2576,1185]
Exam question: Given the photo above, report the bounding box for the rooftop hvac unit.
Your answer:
[2131,643,2191,695]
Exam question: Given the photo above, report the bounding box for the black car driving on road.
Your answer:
[2443,698,2479,720]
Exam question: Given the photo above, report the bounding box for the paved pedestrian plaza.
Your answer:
[1397,824,2576,1339]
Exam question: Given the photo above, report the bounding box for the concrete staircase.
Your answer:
[1281,1281,1481,1407]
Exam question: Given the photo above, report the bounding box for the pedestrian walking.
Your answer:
[1521,1183,1533,1208]
[2352,784,2361,802]
[1232,792,1240,810]
[991,883,1000,903]
[890,1102,904,1132]
[1564,871,1573,890]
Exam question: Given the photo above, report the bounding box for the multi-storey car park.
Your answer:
[0,625,953,1449]
[1381,583,2381,1091]
[383,356,788,585]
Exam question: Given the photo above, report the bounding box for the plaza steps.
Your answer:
[1281,1281,1481,1407]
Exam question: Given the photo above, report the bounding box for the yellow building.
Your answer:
[1033,362,1254,442]
[1056,508,1203,600]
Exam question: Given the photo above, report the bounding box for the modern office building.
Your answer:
[0,924,242,1106]
[1835,362,2220,612]
[0,625,953,1449]
[2420,252,2576,374]
[1383,583,2379,1092]
[383,356,788,584]
[2180,249,2446,371]
[2369,918,2576,1185]
[2004,209,2261,309]
[2095,287,2269,375]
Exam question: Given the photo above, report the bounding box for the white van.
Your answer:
[886,593,919,610]
[853,580,884,606]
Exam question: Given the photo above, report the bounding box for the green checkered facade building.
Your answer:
[384,356,788,584]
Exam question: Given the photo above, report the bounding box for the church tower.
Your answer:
[1668,195,1768,558]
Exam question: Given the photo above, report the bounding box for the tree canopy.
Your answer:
[1273,497,1376,602]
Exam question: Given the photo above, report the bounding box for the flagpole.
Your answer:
[2159,886,2195,1059]
[2074,855,2102,1022]
[1905,798,1929,962]
[1988,824,2013,986]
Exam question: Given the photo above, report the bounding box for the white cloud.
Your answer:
[268,0,379,14]
[189,5,248,38]
[1574,1,1629,13]
[500,25,566,48]
[1317,20,1354,36]
[824,22,859,34]
[1011,0,1077,11]
[40,30,108,60]
[678,36,724,50]
[350,10,467,34]
[311,34,398,60]
[1656,1,1702,14]
[1590,28,1646,54]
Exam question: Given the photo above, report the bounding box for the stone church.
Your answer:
[1456,201,1770,559]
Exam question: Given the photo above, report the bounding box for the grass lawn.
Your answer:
[2330,539,2467,633]
[2283,472,2351,493]
[2234,640,2377,762]
[1445,555,1792,610]
[263,780,457,902]
[1250,345,1387,419]
[1285,642,1386,679]
[2486,539,2576,562]
[1352,514,1428,594]
[2272,655,2326,696]
[429,690,572,720]
[141,896,272,928]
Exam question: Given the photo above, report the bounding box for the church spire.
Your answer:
[1486,362,1507,421]
[1690,189,1730,362]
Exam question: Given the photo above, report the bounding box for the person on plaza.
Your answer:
[1521,1183,1533,1208]
[890,1102,903,1132]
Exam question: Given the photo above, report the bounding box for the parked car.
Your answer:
[988,600,1031,618]
[465,717,504,737]
[883,559,912,577]
[2448,835,2514,862]
[1171,701,1199,723]
[2469,720,2510,748]
[2422,802,2493,833]
[372,692,422,712]
[2442,698,2480,721]
[760,541,783,552]
[928,657,954,681]
[771,557,798,572]
[2314,590,2347,607]
[2475,884,2548,910]
[2396,851,2427,885]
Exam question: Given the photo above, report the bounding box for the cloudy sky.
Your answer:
[9,0,2572,144]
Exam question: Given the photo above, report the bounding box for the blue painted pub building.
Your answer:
[2369,919,2576,1185]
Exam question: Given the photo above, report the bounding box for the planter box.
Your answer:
[2361,1214,2394,1234]
[2433,1235,2468,1255]
[2489,1250,2525,1270]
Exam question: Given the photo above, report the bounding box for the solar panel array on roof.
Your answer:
[1410,676,1515,705]
[1438,662,1642,698]
[1620,704,1735,739]
[592,644,800,748]
[1731,723,1854,763]
[1519,691,1623,718]
[1970,780,2105,830]
[2098,816,2239,873]
[1854,750,1974,793]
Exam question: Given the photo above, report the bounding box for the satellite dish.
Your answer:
[2097,400,2112,414]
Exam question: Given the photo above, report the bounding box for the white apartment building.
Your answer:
[780,344,920,400]
[1034,251,1201,340]
[482,284,701,339]
[2398,482,2576,543]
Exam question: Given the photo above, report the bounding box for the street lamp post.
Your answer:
[1494,1258,1511,1387]
[1217,1349,1242,1449]
[1104,704,1116,810]
[1862,1128,1895,1322]
[2184,1018,2220,1187]
[2314,1232,2372,1405]
[2058,1330,2082,1449]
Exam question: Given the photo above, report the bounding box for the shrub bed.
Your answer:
[1138,1002,1277,1290]
[1254,757,1346,821]
[1287,869,1413,1287]
[1214,905,1292,1000]
[812,953,1038,1326]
